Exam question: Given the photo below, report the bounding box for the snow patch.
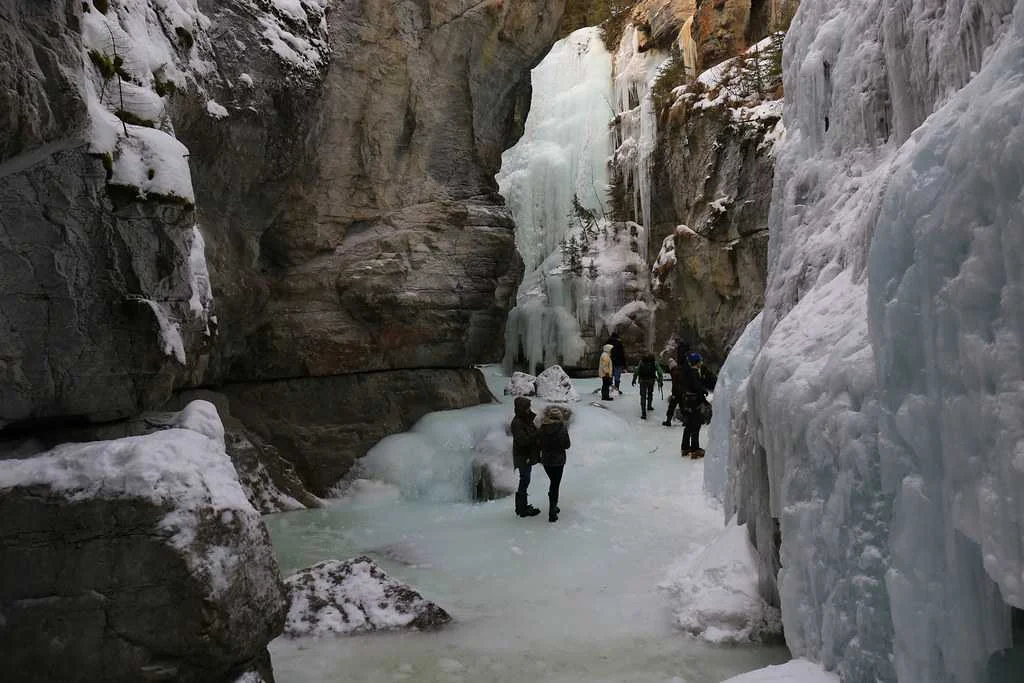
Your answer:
[660,521,782,644]
[719,659,840,683]
[206,100,229,119]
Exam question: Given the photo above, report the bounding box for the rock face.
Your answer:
[645,35,783,366]
[0,401,286,683]
[283,556,452,637]
[693,0,798,70]
[0,0,570,493]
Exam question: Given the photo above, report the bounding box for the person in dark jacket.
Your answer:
[680,352,709,458]
[538,406,571,523]
[631,353,663,419]
[606,332,627,392]
[510,396,541,517]
[663,360,685,426]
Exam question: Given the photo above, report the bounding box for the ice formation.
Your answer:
[705,313,762,505]
[612,24,669,239]
[500,28,654,373]
[738,0,1024,681]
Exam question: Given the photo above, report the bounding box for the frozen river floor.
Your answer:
[266,370,789,682]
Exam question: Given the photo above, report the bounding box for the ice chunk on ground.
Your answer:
[718,659,839,683]
[660,521,781,644]
[504,372,536,396]
[283,556,451,636]
[534,365,579,402]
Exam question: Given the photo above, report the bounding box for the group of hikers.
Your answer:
[510,333,715,520]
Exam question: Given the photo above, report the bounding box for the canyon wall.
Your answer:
[0,0,566,495]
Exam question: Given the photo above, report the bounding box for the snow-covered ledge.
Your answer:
[0,401,286,682]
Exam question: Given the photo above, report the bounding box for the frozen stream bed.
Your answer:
[266,367,789,682]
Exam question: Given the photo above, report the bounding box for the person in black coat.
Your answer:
[538,406,571,523]
[510,397,541,517]
[680,352,709,458]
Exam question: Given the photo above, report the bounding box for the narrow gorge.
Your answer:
[2,1,1023,682]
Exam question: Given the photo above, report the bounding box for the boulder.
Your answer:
[0,401,286,683]
[535,366,580,402]
[284,556,452,637]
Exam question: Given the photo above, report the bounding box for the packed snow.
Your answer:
[0,400,263,599]
[737,0,1024,681]
[719,659,839,683]
[660,521,782,644]
[266,367,790,681]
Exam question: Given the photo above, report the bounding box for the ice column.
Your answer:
[611,24,669,249]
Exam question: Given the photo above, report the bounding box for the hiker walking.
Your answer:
[663,359,684,426]
[606,332,627,392]
[631,353,663,420]
[538,406,571,523]
[599,344,614,401]
[510,397,541,517]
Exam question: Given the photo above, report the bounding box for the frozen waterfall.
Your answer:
[500,28,650,373]
[737,0,1024,682]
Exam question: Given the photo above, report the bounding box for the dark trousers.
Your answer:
[682,398,702,450]
[612,365,624,390]
[665,395,679,423]
[638,380,654,417]
[515,464,533,512]
[601,376,612,399]
[543,464,563,510]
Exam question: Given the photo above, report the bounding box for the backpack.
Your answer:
[636,358,657,380]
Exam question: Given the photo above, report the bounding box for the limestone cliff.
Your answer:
[0,0,566,495]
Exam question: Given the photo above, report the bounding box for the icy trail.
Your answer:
[266,368,788,682]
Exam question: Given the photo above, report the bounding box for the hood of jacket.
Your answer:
[602,344,613,353]
[513,396,533,418]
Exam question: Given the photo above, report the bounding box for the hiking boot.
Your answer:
[647,403,654,410]
[518,506,541,517]
[548,511,558,523]
[662,420,672,427]
[641,413,647,420]
[690,449,705,460]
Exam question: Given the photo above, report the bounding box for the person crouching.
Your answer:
[538,406,571,523]
[510,397,542,517]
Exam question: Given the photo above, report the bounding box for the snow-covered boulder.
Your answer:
[534,365,580,402]
[284,556,452,636]
[660,522,781,644]
[0,401,286,683]
[504,371,537,396]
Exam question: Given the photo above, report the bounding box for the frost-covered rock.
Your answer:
[284,557,451,637]
[660,522,782,644]
[535,365,580,402]
[504,372,537,396]
[0,400,286,682]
